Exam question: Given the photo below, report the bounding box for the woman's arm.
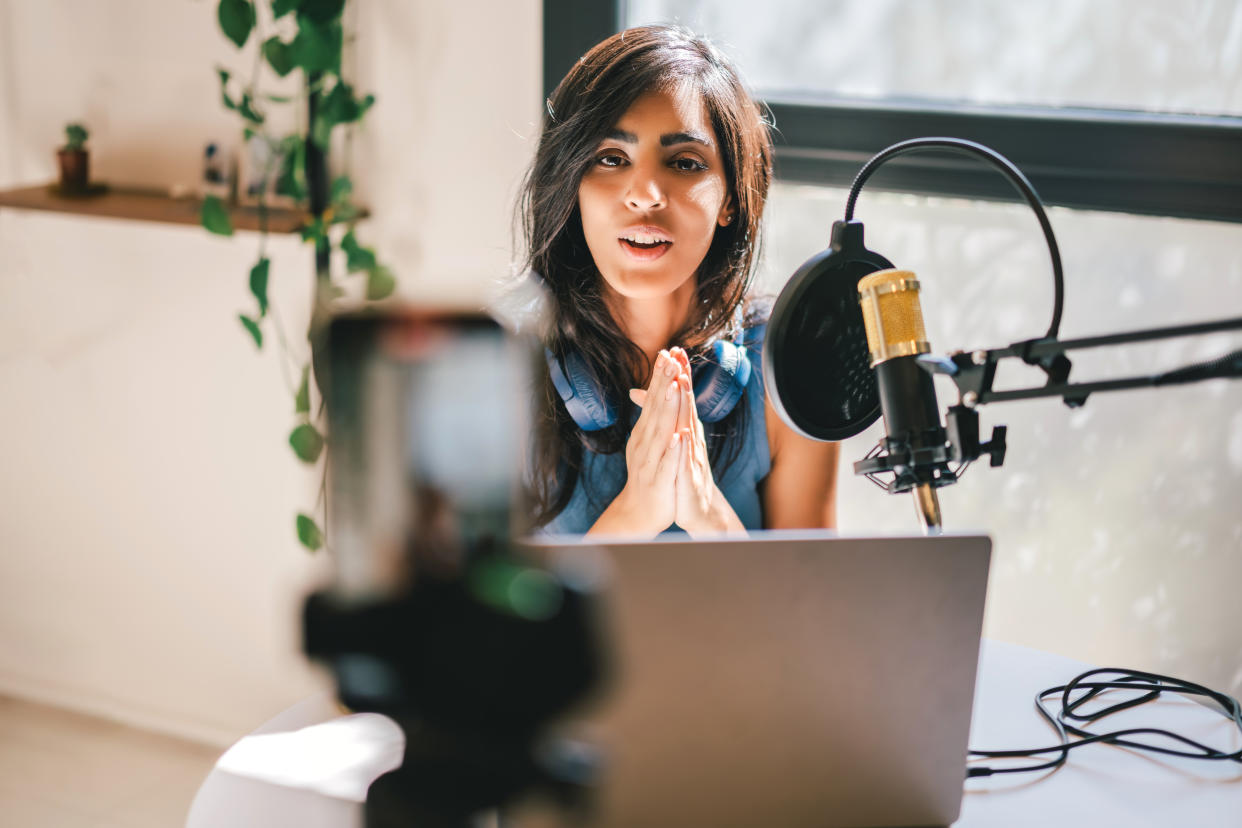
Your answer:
[762,397,840,529]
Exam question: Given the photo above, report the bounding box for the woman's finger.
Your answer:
[691,384,707,456]
[633,351,672,442]
[671,346,691,377]
[636,368,681,468]
[657,429,684,487]
[680,377,710,476]
[632,371,679,466]
[656,377,681,439]
[629,387,648,408]
[676,373,692,434]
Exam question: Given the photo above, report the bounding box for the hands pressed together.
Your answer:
[590,347,744,538]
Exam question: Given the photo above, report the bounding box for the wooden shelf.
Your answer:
[0,183,339,234]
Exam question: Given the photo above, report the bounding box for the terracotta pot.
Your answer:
[57,148,90,192]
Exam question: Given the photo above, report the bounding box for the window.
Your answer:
[545,0,1242,221]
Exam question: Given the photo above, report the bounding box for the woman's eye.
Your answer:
[596,153,626,168]
[672,157,708,172]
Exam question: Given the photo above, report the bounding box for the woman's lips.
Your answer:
[618,238,672,261]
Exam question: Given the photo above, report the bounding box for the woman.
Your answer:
[519,25,838,537]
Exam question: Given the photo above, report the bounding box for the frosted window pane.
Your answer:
[626,0,1242,115]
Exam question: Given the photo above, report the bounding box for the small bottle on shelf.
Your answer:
[202,142,229,201]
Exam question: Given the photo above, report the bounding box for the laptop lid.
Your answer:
[517,531,991,828]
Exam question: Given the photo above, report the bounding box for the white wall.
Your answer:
[0,0,541,747]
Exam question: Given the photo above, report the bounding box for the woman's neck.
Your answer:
[605,279,697,378]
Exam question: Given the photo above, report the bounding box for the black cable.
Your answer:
[967,667,1242,778]
[843,137,1065,341]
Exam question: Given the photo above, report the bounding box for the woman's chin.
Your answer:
[602,269,696,302]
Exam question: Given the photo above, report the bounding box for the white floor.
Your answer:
[0,694,222,828]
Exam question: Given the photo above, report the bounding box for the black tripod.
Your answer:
[304,554,609,827]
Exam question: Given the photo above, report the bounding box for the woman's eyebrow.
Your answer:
[604,129,714,148]
[661,131,713,148]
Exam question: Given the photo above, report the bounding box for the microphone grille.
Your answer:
[857,269,930,366]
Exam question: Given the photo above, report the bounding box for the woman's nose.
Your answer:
[625,167,666,211]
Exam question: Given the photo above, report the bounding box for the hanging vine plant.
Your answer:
[203,0,394,552]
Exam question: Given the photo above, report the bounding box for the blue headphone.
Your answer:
[547,337,753,432]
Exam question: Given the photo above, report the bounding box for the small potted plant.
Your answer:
[58,123,90,193]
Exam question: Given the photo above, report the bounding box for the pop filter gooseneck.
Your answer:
[764,137,1067,443]
[844,137,1065,341]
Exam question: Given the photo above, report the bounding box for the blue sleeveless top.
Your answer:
[542,325,771,535]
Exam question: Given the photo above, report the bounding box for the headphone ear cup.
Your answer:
[546,348,617,431]
[692,340,752,423]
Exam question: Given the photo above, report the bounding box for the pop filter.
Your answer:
[763,219,892,440]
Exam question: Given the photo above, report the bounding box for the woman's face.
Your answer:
[577,84,733,301]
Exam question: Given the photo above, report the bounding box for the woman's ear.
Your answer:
[717,197,736,227]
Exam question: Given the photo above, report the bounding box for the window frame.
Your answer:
[542,0,1242,224]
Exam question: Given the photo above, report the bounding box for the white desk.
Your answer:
[186,640,1242,827]
[957,641,1241,827]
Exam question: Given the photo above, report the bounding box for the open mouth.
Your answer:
[618,237,672,260]
[621,238,671,250]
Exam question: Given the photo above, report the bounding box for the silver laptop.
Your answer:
[518,530,991,828]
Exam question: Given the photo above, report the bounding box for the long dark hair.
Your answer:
[518,25,774,527]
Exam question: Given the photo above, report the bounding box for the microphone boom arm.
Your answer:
[912,314,1242,477]
[929,315,1242,407]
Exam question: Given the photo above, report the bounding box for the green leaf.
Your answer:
[217,67,238,110]
[300,215,326,244]
[296,513,323,551]
[310,83,375,150]
[366,265,396,301]
[319,81,352,124]
[289,423,324,463]
[217,0,255,49]
[201,195,234,236]
[289,14,342,75]
[321,82,374,128]
[275,136,307,202]
[64,123,88,150]
[341,230,377,272]
[262,36,296,78]
[239,314,263,348]
[295,364,310,414]
[354,93,376,122]
[329,175,351,207]
[249,257,270,317]
[298,0,345,24]
[272,0,302,18]
[310,113,333,150]
[238,92,264,125]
